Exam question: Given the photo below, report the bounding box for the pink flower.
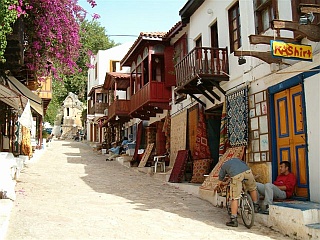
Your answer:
[93,13,100,19]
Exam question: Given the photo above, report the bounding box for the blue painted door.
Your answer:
[274,85,308,198]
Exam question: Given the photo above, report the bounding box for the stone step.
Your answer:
[269,201,320,240]
[306,223,320,229]
[305,223,320,239]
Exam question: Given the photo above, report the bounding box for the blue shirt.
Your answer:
[109,146,120,155]
[218,158,250,181]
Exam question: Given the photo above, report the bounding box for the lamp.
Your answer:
[238,57,246,65]
[115,115,119,121]
[299,12,315,25]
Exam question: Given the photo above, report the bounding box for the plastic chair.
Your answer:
[153,155,166,173]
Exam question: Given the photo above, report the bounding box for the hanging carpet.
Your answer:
[219,102,228,157]
[199,146,245,191]
[226,87,249,147]
[168,150,189,183]
[190,105,212,183]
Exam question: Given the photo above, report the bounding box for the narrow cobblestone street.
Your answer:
[5,140,291,240]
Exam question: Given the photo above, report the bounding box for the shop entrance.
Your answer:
[273,84,308,199]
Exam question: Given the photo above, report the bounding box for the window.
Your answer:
[195,36,202,59]
[110,60,119,72]
[173,34,187,64]
[211,22,219,58]
[210,22,219,49]
[254,0,276,34]
[228,2,241,53]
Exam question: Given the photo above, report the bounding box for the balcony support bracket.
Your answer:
[189,93,206,108]
[271,19,320,42]
[234,51,282,64]
[197,84,216,105]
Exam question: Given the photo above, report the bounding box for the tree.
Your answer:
[45,20,117,124]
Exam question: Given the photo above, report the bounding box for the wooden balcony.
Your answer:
[107,99,131,123]
[88,102,108,115]
[174,47,229,104]
[130,81,171,120]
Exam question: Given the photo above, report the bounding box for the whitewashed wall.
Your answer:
[304,72,320,203]
[87,42,133,99]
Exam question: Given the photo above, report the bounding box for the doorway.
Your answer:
[271,83,308,199]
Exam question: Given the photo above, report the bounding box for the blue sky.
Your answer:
[79,0,187,44]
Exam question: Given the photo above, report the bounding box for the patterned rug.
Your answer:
[219,102,228,157]
[168,150,189,183]
[199,146,245,191]
[193,105,211,160]
[170,110,187,167]
[162,112,171,153]
[226,87,248,147]
[138,143,154,168]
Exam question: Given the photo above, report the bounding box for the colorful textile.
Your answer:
[133,121,143,162]
[200,146,245,191]
[170,110,187,167]
[21,126,32,157]
[190,159,212,183]
[168,150,189,183]
[193,105,211,160]
[138,143,154,168]
[162,112,171,152]
[226,87,249,147]
[219,102,228,157]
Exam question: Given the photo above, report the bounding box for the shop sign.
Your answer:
[271,40,312,62]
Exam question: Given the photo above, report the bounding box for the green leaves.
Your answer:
[0,0,19,62]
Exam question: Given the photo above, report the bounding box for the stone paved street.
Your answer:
[5,140,291,240]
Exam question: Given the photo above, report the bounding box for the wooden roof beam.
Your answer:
[189,94,206,108]
[299,4,320,14]
[249,35,299,45]
[234,51,282,64]
[271,19,320,42]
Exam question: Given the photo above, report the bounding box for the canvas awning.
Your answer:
[0,84,27,110]
[6,76,44,116]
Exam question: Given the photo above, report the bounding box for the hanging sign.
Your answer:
[271,40,312,62]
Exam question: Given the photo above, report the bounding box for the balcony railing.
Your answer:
[88,102,108,115]
[108,99,130,119]
[130,81,171,113]
[175,47,229,88]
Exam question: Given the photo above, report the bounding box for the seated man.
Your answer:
[119,137,130,154]
[106,142,120,161]
[256,161,296,214]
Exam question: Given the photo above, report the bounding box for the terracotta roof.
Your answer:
[164,21,184,39]
[105,72,130,79]
[88,84,105,97]
[120,32,167,66]
[104,72,130,90]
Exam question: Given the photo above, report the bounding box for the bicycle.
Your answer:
[222,178,255,229]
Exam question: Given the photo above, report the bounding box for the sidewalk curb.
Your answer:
[0,199,13,240]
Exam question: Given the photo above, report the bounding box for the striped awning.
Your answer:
[0,83,27,110]
[6,76,43,116]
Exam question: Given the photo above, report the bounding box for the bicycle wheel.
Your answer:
[240,192,255,229]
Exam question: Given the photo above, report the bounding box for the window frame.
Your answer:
[254,0,277,34]
[228,2,241,53]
